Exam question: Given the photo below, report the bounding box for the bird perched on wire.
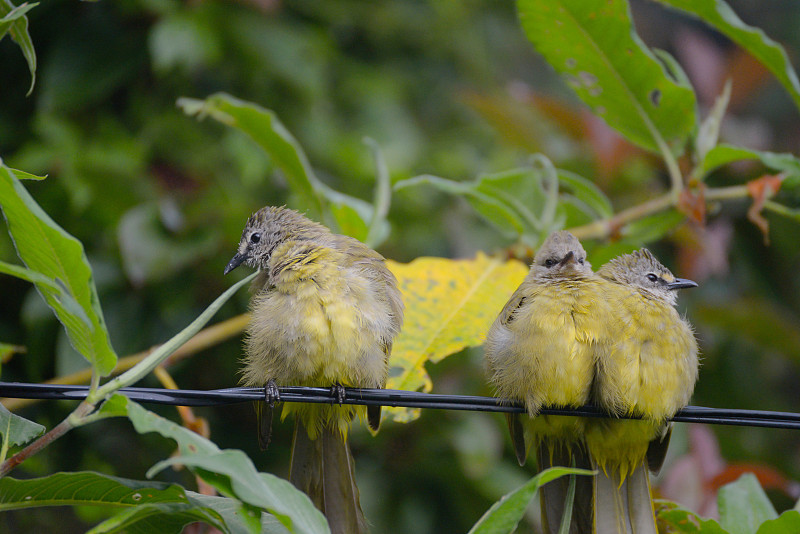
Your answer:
[585,248,699,534]
[224,206,404,534]
[484,230,618,533]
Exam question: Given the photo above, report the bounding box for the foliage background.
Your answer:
[1,0,800,532]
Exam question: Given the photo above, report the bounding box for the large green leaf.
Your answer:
[0,472,235,534]
[517,0,697,154]
[125,400,329,534]
[0,164,117,376]
[0,0,37,95]
[718,473,777,534]
[467,467,594,534]
[91,494,293,534]
[654,0,800,111]
[177,93,388,245]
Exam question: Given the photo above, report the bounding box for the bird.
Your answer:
[224,206,404,534]
[585,248,699,534]
[484,230,618,533]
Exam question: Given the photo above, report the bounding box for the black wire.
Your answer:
[2,381,799,430]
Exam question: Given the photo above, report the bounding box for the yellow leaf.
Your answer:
[385,253,528,422]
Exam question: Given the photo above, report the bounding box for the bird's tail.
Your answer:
[538,443,594,534]
[592,459,657,534]
[289,421,368,534]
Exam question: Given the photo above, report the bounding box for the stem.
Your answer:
[1,314,251,412]
[654,134,685,198]
[90,272,256,403]
[569,193,673,240]
[569,182,755,241]
[705,185,749,201]
[0,401,94,477]
[763,200,799,219]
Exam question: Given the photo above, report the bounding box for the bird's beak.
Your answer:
[559,250,576,267]
[224,252,247,275]
[667,278,698,290]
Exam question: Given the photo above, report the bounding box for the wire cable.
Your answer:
[1,381,799,430]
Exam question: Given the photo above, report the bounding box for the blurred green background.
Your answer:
[2,0,800,532]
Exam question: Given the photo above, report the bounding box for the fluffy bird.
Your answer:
[484,230,618,533]
[586,248,699,534]
[224,206,404,534]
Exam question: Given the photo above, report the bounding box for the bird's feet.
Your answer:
[331,383,346,405]
[265,379,281,407]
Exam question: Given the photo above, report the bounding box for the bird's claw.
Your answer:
[265,380,281,407]
[331,384,346,405]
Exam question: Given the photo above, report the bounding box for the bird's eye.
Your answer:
[544,259,556,268]
[250,233,261,244]
[578,257,584,264]
[646,273,658,282]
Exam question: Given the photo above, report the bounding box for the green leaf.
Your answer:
[655,499,729,533]
[0,165,117,376]
[653,0,800,111]
[0,402,44,449]
[516,0,697,154]
[177,93,380,243]
[467,467,594,534]
[556,170,614,218]
[0,0,37,95]
[396,172,534,238]
[0,472,235,534]
[756,511,800,534]
[10,168,46,181]
[397,158,603,247]
[125,401,329,534]
[0,260,92,329]
[696,80,732,165]
[701,144,800,179]
[718,473,777,534]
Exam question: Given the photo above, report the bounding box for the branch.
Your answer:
[568,183,755,241]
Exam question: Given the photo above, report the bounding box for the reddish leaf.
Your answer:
[746,174,784,244]
[707,463,799,500]
[678,184,707,225]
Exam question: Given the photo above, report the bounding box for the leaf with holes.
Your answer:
[654,0,800,111]
[516,0,697,154]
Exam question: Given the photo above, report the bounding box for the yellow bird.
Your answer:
[224,206,404,534]
[586,248,699,534]
[484,230,618,533]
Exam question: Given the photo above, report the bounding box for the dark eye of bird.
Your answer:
[646,273,658,282]
[544,258,556,268]
[578,257,584,264]
[250,232,261,244]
